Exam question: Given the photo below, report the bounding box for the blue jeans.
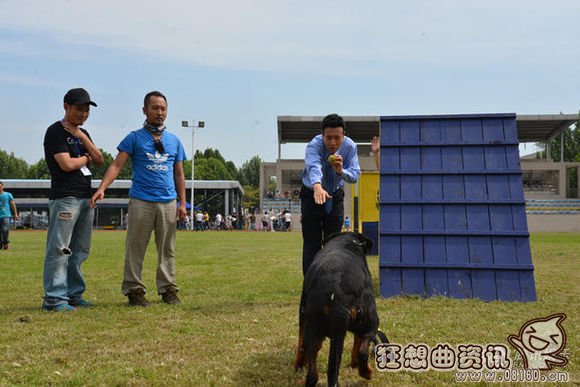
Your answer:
[42,197,94,307]
[0,217,10,245]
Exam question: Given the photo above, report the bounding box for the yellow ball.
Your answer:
[328,155,336,164]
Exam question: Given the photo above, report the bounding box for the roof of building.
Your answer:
[1,179,244,193]
[277,113,578,145]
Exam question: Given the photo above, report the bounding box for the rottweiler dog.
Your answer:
[294,232,379,387]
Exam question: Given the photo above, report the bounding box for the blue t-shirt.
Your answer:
[0,192,15,219]
[118,128,187,202]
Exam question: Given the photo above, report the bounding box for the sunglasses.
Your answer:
[154,139,165,153]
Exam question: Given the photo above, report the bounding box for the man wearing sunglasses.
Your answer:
[91,91,187,306]
[42,88,105,311]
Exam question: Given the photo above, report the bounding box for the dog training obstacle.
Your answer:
[379,113,537,301]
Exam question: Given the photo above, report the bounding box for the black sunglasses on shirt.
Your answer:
[154,139,165,154]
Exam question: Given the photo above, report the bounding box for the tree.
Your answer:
[547,125,580,162]
[238,155,262,187]
[536,115,580,162]
[90,149,115,179]
[195,157,235,180]
[536,116,580,191]
[0,149,28,178]
[224,160,239,181]
[27,159,51,179]
[190,148,240,181]
[199,148,225,163]
[241,184,260,211]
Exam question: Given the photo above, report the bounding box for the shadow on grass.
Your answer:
[232,347,378,387]
[231,347,300,386]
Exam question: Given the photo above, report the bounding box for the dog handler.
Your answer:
[300,113,361,274]
[42,88,104,311]
[91,91,187,307]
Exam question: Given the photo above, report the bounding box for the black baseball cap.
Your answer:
[63,88,97,107]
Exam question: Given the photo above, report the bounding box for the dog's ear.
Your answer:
[323,231,342,245]
[352,233,374,254]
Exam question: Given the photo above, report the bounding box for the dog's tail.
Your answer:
[327,292,350,386]
[327,332,347,387]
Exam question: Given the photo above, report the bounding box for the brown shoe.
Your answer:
[127,288,150,307]
[3,244,8,250]
[161,288,181,305]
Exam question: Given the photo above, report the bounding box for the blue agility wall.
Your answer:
[379,113,536,301]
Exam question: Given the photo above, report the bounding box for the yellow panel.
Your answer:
[352,171,379,224]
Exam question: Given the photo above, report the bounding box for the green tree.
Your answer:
[537,115,580,162]
[183,159,192,180]
[0,149,28,178]
[199,148,225,163]
[536,116,580,191]
[190,148,240,181]
[225,160,239,181]
[241,185,260,211]
[238,155,262,187]
[27,159,51,179]
[195,158,235,180]
[547,126,580,162]
[90,149,115,179]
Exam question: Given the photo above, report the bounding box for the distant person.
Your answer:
[371,135,380,210]
[300,113,361,274]
[203,211,210,230]
[261,212,269,231]
[250,212,256,230]
[42,88,104,311]
[283,210,292,231]
[91,91,187,307]
[0,181,19,250]
[195,211,204,231]
[343,216,351,232]
[371,135,380,170]
[215,213,223,230]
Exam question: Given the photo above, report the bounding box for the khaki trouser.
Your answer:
[122,198,178,295]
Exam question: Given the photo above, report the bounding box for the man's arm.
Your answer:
[174,161,187,221]
[304,139,332,204]
[336,140,361,184]
[90,151,130,207]
[53,152,93,172]
[371,136,380,170]
[62,122,104,165]
[9,199,19,220]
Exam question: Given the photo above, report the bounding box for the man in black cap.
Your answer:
[41,88,104,312]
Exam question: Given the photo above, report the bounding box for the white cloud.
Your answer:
[0,73,65,89]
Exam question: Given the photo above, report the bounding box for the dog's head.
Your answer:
[324,232,374,256]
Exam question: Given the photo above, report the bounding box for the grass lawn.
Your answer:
[0,230,577,385]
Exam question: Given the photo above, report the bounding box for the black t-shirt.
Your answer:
[43,121,93,199]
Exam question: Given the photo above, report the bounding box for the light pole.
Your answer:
[181,119,205,231]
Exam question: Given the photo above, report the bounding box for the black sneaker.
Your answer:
[161,288,181,305]
[127,289,150,307]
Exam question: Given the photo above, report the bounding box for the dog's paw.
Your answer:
[358,364,373,380]
[349,358,359,369]
[294,358,306,371]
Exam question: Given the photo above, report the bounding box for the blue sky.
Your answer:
[1,1,579,166]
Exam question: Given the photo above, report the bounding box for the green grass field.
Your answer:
[0,231,577,385]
